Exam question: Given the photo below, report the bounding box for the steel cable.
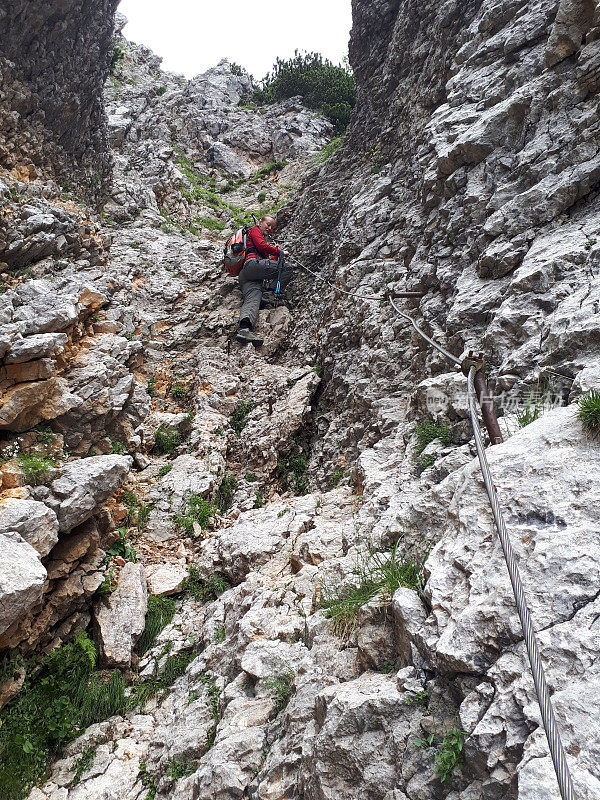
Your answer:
[284,250,577,799]
[467,365,576,800]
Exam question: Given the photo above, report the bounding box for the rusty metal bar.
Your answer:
[461,352,504,445]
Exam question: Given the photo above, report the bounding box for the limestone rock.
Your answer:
[145,564,187,596]
[94,562,148,668]
[0,497,59,557]
[0,531,47,636]
[48,455,133,532]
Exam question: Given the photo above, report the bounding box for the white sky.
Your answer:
[117,0,353,80]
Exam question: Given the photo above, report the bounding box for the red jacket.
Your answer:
[245,225,281,262]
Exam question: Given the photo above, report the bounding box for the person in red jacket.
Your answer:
[236,215,292,345]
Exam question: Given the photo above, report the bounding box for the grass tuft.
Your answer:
[264,670,294,710]
[153,424,181,455]
[320,541,424,638]
[230,401,256,435]
[577,389,600,438]
[184,566,229,603]
[174,494,218,535]
[137,596,176,656]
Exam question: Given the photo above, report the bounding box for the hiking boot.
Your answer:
[236,327,263,347]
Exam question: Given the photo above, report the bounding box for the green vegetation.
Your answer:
[137,595,177,656]
[584,237,597,250]
[315,135,345,163]
[198,672,221,749]
[121,490,152,530]
[253,489,265,508]
[174,494,218,535]
[253,51,355,132]
[517,400,542,427]
[166,757,196,782]
[156,85,167,96]
[263,669,294,711]
[413,419,452,471]
[435,726,466,785]
[277,438,309,495]
[17,453,56,486]
[577,389,600,438]
[153,424,181,455]
[245,472,257,482]
[109,438,127,455]
[158,464,173,479]
[170,381,190,399]
[34,425,55,445]
[328,470,344,489]
[0,633,127,799]
[106,527,136,563]
[72,745,95,786]
[230,400,256,434]
[110,43,126,74]
[405,689,429,709]
[138,760,158,798]
[230,62,245,77]
[184,566,229,603]
[213,626,226,644]
[215,473,238,513]
[252,160,287,181]
[321,541,424,638]
[189,217,225,234]
[146,376,156,397]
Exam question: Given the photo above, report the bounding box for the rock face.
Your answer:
[0,0,119,199]
[1,2,600,800]
[94,561,148,667]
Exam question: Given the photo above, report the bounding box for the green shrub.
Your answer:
[17,453,56,486]
[517,401,542,427]
[315,135,345,163]
[230,400,256,434]
[253,51,355,132]
[577,389,600,437]
[184,566,228,603]
[230,62,244,77]
[153,424,181,455]
[413,419,452,471]
[252,161,287,181]
[215,474,238,513]
[166,757,196,781]
[435,726,466,785]
[257,192,266,203]
[253,489,265,509]
[171,381,190,399]
[34,425,55,445]
[109,438,127,455]
[72,745,95,785]
[321,541,424,638]
[277,439,309,495]
[189,217,225,234]
[158,464,173,478]
[0,632,124,800]
[328,470,344,489]
[264,669,294,710]
[174,494,218,534]
[137,596,177,656]
[156,85,167,96]
[213,626,226,643]
[106,527,137,563]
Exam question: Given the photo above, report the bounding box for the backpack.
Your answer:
[223,226,249,276]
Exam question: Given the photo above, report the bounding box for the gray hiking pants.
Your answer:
[238,257,293,328]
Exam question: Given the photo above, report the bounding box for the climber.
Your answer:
[236,215,292,346]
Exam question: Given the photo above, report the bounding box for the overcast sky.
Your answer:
[117,0,353,80]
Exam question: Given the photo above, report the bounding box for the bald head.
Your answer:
[259,215,276,235]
